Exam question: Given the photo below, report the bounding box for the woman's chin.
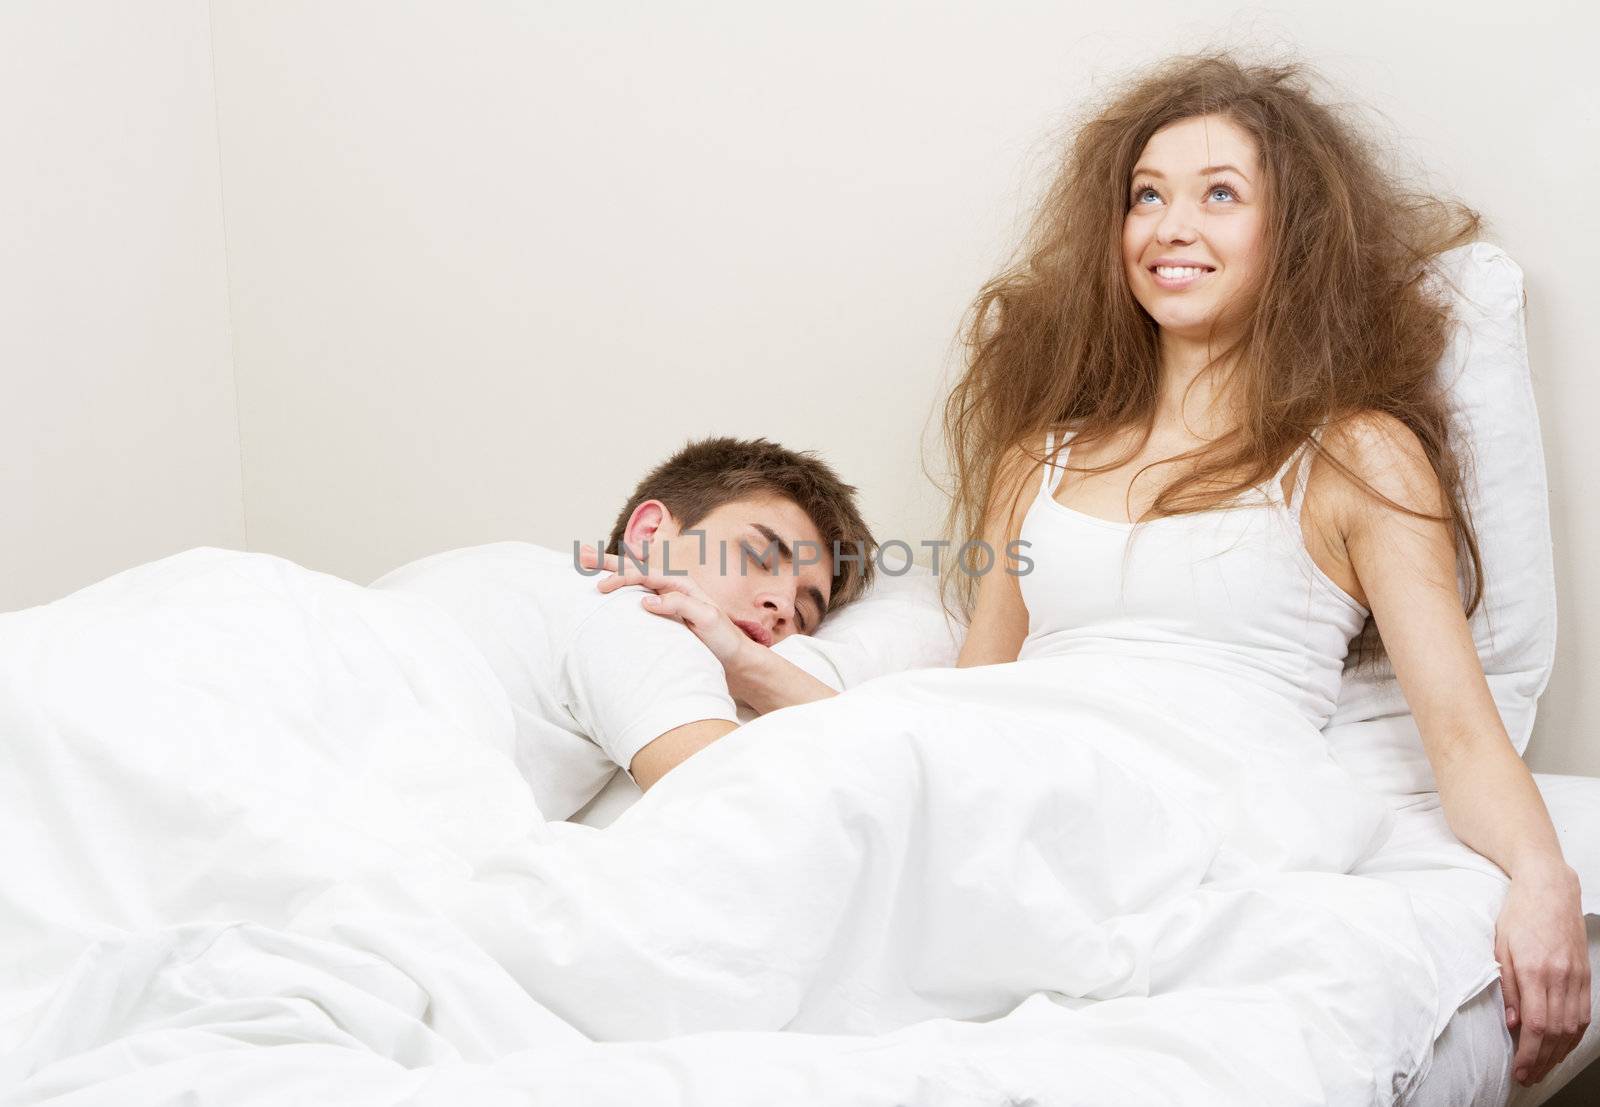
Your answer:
[1150,314,1218,339]
[1144,307,1242,345]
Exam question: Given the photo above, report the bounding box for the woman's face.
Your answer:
[1122,114,1266,343]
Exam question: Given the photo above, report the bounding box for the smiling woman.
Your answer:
[1124,119,1263,328]
[934,51,1590,1093]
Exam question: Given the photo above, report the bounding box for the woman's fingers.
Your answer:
[1545,959,1591,1079]
[1496,890,1592,1087]
[1559,980,1594,1077]
[1512,962,1547,1084]
[1499,938,1521,1033]
[1576,966,1594,1047]
[1535,969,1566,1081]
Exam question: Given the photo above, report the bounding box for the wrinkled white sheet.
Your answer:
[1,549,1446,1105]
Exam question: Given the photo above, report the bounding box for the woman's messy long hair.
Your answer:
[938,51,1485,669]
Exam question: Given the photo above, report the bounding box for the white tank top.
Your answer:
[1016,426,1370,729]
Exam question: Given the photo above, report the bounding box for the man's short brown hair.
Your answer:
[604,436,877,612]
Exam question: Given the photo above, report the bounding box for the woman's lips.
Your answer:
[733,619,773,647]
[1148,265,1214,291]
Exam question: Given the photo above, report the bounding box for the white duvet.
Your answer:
[0,549,1452,1105]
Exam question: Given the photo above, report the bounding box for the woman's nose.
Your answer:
[1157,204,1199,245]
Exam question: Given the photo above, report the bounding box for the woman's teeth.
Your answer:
[1155,266,1209,279]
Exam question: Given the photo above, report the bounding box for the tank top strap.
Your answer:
[1264,424,1329,516]
[1040,429,1069,497]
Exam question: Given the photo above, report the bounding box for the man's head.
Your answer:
[604,436,876,647]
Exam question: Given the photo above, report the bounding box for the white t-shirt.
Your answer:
[370,542,740,821]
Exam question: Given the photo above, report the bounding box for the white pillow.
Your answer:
[1321,243,1557,796]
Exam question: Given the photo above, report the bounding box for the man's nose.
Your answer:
[758,590,796,633]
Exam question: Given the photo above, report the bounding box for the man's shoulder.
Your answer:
[374,541,606,658]
[563,571,717,660]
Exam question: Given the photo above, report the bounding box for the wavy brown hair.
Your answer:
[938,51,1485,668]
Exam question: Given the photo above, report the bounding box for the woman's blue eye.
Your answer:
[1131,183,1237,205]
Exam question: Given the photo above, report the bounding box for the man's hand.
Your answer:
[578,545,836,718]
[576,544,763,674]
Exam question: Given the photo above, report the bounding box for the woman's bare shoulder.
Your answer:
[1317,410,1445,523]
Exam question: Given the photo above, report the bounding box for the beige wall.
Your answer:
[208,1,1598,775]
[7,3,1595,775]
[0,1,245,612]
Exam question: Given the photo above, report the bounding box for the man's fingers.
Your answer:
[598,572,696,597]
[576,544,619,570]
[642,592,717,628]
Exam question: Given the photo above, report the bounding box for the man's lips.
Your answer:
[733,619,773,647]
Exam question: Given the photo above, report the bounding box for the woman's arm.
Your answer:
[1328,413,1589,1090]
[957,440,1042,668]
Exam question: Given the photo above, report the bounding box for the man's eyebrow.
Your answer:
[750,523,792,561]
[1130,164,1251,182]
[751,522,831,629]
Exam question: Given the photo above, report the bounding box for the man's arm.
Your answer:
[629,718,739,792]
[575,545,842,717]
[561,593,741,792]
[725,649,838,715]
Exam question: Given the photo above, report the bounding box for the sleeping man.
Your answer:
[371,435,876,822]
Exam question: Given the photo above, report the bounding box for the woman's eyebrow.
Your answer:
[1131,164,1251,181]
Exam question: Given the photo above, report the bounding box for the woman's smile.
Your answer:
[1148,263,1215,290]
[1121,115,1263,344]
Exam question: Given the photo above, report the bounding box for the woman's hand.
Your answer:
[576,544,761,673]
[1495,861,1591,1087]
[1326,415,1592,1089]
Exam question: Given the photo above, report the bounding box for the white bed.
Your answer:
[1,244,1591,1105]
[565,688,1600,1107]
[1370,781,1600,1106]
[562,238,1600,1105]
[1411,922,1600,1107]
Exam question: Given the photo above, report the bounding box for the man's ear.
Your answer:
[621,500,675,561]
